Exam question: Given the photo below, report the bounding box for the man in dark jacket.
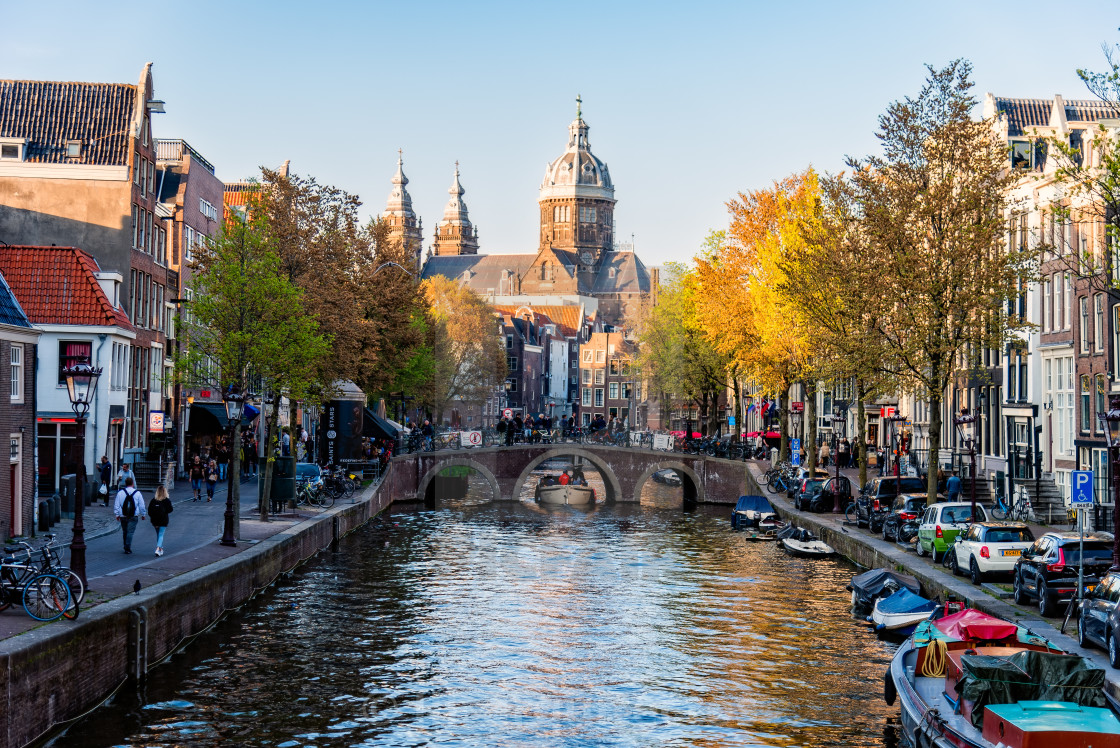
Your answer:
[98,456,113,506]
[513,414,523,442]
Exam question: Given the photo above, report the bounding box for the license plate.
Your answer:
[1002,549,1021,557]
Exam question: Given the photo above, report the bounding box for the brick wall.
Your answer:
[0,337,36,538]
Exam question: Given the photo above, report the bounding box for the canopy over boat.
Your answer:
[958,652,1108,728]
[734,495,775,514]
[875,588,937,617]
[936,609,1020,642]
[849,568,920,602]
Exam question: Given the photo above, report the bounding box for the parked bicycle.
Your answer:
[1,547,72,622]
[990,485,1031,521]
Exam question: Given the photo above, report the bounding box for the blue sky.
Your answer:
[3,1,1117,266]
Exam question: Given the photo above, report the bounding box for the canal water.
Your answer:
[58,465,901,747]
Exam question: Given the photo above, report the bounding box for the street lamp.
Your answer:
[830,411,845,513]
[1097,395,1120,570]
[221,387,247,547]
[954,407,978,518]
[62,359,102,588]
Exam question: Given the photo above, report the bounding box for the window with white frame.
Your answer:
[1055,355,1074,456]
[1065,273,1072,329]
[609,382,619,400]
[1043,278,1051,331]
[1081,296,1090,353]
[594,388,604,407]
[199,198,218,221]
[9,344,21,402]
[582,388,591,406]
[1095,293,1105,351]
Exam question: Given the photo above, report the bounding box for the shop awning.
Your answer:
[364,407,399,440]
[189,402,254,430]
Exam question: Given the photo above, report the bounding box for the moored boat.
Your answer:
[848,568,921,614]
[778,526,835,558]
[537,484,595,505]
[885,608,1120,747]
[731,495,779,529]
[870,588,936,633]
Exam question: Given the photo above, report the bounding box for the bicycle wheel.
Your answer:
[23,573,70,622]
[757,471,771,486]
[990,503,1007,520]
[844,503,859,523]
[318,488,336,509]
[54,567,84,606]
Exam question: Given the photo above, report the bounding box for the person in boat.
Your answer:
[571,470,588,486]
[558,470,571,485]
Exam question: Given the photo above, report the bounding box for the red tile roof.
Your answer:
[493,304,583,338]
[0,246,134,330]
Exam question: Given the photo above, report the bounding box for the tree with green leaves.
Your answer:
[847,60,1036,504]
[185,196,330,526]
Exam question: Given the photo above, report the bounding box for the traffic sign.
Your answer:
[791,438,801,467]
[1072,470,1095,507]
[728,415,736,426]
[461,430,482,448]
[503,408,513,419]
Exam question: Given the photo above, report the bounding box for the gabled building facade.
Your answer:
[0,64,170,457]
[0,270,39,538]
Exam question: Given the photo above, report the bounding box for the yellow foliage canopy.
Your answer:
[694,170,819,393]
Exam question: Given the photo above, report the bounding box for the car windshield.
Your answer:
[904,498,925,513]
[984,527,1033,543]
[295,463,321,480]
[942,506,986,523]
[880,478,925,497]
[1064,545,1113,564]
[805,480,824,493]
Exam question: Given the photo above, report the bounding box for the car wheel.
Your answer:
[932,546,943,564]
[1079,618,1089,649]
[949,550,962,577]
[1039,581,1056,617]
[1013,572,1029,605]
[882,523,892,542]
[915,538,927,557]
[970,558,983,586]
[1111,629,1120,669]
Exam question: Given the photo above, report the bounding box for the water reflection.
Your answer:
[58,491,901,747]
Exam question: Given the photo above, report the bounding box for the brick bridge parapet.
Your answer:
[393,445,760,504]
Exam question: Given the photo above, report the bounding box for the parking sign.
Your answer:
[791,438,801,467]
[1072,470,1094,507]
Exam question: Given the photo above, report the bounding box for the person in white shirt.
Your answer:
[113,477,147,554]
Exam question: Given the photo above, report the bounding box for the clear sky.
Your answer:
[3,1,1117,266]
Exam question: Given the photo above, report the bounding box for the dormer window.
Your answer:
[66,140,82,158]
[608,267,616,279]
[1010,140,1032,170]
[0,138,26,160]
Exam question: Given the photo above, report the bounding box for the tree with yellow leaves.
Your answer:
[694,171,819,461]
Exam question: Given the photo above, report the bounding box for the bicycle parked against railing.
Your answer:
[990,485,1031,521]
[5,534,82,618]
[0,547,72,622]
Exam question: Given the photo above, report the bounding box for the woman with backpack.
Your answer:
[148,485,173,557]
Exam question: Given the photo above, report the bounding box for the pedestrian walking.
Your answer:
[206,459,219,501]
[839,438,850,469]
[98,456,113,506]
[946,473,962,502]
[113,477,146,554]
[189,456,205,501]
[115,462,135,492]
[148,484,173,556]
[819,441,831,468]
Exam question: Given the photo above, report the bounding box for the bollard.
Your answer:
[50,495,61,525]
[38,500,49,531]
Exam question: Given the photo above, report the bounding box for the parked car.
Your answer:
[915,502,988,562]
[1013,532,1113,616]
[854,476,927,531]
[1078,571,1120,666]
[295,462,323,486]
[793,478,827,512]
[881,494,929,543]
[948,522,1033,583]
[812,475,853,514]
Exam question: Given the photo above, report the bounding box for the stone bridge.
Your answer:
[383,445,760,505]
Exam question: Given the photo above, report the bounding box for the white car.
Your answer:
[950,522,1036,584]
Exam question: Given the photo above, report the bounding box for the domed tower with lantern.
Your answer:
[538,96,615,272]
[380,151,425,270]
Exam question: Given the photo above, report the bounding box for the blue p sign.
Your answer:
[1071,470,1094,507]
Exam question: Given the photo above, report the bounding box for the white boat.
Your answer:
[777,527,835,558]
[870,589,937,631]
[537,484,595,505]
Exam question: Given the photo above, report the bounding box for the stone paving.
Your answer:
[0,474,358,640]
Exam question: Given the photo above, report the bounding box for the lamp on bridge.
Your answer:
[1097,395,1120,570]
[221,387,247,546]
[63,359,102,589]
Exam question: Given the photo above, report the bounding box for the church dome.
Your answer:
[384,152,415,218]
[540,99,615,202]
[440,162,472,227]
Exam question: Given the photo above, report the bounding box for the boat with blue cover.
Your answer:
[885,608,1120,747]
[730,495,778,530]
[870,588,937,633]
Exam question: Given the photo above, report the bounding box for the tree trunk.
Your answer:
[779,386,789,462]
[807,381,818,473]
[927,390,943,506]
[259,391,283,522]
[856,380,868,489]
[731,379,741,443]
[708,389,720,437]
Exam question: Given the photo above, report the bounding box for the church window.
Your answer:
[553,206,559,222]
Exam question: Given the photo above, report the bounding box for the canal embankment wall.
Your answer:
[766,489,1120,704]
[0,471,403,748]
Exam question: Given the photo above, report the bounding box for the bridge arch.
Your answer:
[632,462,705,505]
[511,447,625,503]
[416,457,501,504]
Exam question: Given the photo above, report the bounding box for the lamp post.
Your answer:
[62,359,102,588]
[221,387,247,547]
[954,407,978,518]
[830,412,845,512]
[1098,395,1120,570]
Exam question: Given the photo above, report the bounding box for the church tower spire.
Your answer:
[380,150,424,269]
[433,161,479,256]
